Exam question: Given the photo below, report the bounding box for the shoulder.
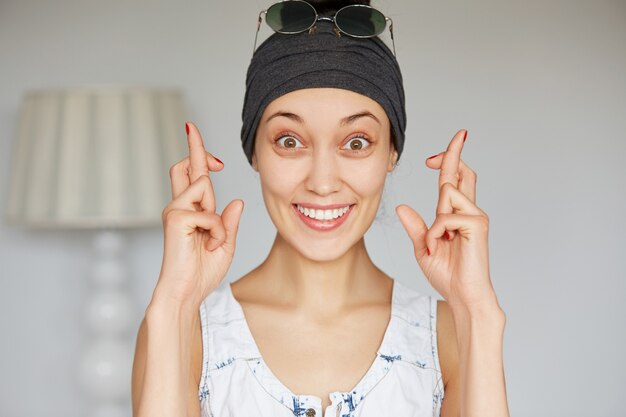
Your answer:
[436,299,460,388]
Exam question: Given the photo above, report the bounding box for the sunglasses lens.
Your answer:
[266,1,316,34]
[335,6,386,37]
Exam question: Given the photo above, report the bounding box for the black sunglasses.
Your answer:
[253,0,396,57]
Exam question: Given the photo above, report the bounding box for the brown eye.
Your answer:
[342,137,370,152]
[276,135,304,149]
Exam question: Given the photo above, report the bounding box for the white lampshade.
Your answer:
[5,87,188,229]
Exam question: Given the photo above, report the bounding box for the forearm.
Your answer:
[451,296,510,417]
[137,295,200,417]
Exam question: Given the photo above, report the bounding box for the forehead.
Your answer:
[263,88,387,120]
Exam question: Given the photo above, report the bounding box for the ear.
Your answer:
[387,148,399,172]
[251,152,259,172]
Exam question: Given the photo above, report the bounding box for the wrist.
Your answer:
[147,290,201,320]
[449,292,506,325]
[450,297,506,356]
[448,288,504,317]
[150,279,206,309]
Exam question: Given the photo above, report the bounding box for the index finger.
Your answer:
[186,121,213,182]
[439,129,467,190]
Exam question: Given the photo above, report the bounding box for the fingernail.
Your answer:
[462,130,467,142]
[214,156,223,165]
[427,154,438,160]
[443,231,450,240]
[426,247,431,256]
[185,122,189,135]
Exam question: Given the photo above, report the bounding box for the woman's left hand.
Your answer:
[396,129,498,313]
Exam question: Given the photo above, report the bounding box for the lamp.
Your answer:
[5,87,188,417]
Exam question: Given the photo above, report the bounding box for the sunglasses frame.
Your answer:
[252,0,396,57]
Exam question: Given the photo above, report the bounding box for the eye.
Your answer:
[275,134,304,149]
[342,136,371,152]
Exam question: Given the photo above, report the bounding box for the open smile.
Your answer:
[291,203,355,231]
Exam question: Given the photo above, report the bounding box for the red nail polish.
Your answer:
[462,130,467,142]
[214,156,223,165]
[427,154,438,160]
[426,247,430,256]
[185,122,189,135]
[443,231,450,240]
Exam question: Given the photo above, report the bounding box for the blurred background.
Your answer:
[1,0,624,416]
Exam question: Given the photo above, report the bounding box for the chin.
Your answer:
[286,235,356,263]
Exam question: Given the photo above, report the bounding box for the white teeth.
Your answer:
[296,204,351,221]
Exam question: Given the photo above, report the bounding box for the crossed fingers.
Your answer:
[168,122,224,212]
[426,129,486,241]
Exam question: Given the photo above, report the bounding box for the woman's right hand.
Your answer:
[152,122,244,308]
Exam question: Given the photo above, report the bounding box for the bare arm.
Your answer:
[131,122,243,417]
[131,297,203,417]
[450,296,509,417]
[396,130,510,416]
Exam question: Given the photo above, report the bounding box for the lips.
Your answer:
[292,203,355,231]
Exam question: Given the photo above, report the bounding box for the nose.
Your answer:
[304,148,342,197]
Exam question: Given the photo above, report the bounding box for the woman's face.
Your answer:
[252,88,398,262]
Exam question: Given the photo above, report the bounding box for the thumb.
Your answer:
[221,199,244,252]
[395,204,428,256]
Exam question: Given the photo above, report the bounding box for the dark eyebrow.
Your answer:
[265,111,304,124]
[340,111,381,126]
[264,110,381,126]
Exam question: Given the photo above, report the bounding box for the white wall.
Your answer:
[1,0,624,416]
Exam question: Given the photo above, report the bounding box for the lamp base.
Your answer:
[78,230,134,417]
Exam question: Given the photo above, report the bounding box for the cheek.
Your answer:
[256,151,304,210]
[260,163,301,197]
[345,159,389,198]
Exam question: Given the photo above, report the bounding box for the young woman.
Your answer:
[131,1,510,416]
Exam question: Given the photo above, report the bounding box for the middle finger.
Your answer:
[438,129,467,191]
[170,152,224,199]
[426,155,476,204]
[430,129,467,241]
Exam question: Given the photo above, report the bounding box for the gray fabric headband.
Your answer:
[240,19,406,166]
